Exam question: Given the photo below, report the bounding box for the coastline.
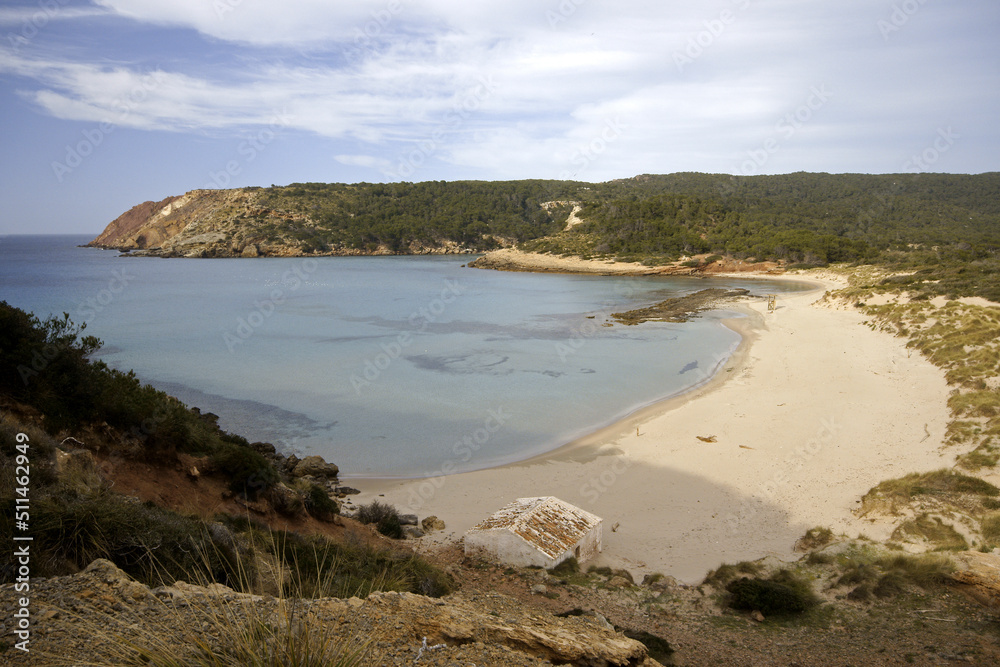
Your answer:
[353,265,956,583]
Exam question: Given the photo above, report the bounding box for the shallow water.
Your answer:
[0,235,809,476]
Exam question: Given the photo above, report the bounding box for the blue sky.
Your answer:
[1,0,998,234]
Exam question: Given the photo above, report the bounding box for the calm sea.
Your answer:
[0,235,807,477]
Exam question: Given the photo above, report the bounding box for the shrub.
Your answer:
[549,556,579,576]
[725,574,817,616]
[267,531,451,599]
[305,484,340,522]
[355,500,403,539]
[20,489,245,588]
[210,443,279,500]
[703,560,762,587]
[797,526,834,551]
[622,629,674,662]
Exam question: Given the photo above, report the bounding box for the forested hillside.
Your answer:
[525,172,1000,266]
[254,179,579,252]
[257,172,1000,266]
[92,172,1000,297]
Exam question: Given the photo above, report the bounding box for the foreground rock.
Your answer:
[0,559,659,666]
[952,550,1000,609]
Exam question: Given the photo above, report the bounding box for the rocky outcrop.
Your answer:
[89,188,481,258]
[952,550,1000,609]
[87,188,317,258]
[422,515,447,532]
[291,455,339,479]
[0,559,660,666]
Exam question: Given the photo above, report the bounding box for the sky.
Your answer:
[0,1,998,235]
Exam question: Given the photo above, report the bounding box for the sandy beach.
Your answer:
[354,267,955,584]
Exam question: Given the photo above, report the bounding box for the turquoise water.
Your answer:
[0,235,809,477]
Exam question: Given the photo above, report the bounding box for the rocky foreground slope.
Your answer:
[1,559,659,666]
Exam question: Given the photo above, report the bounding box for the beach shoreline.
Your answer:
[352,265,956,583]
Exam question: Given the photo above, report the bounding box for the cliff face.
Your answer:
[88,188,478,258]
[88,188,323,258]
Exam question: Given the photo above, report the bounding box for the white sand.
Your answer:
[354,274,956,583]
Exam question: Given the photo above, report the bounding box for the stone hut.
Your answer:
[464,496,603,568]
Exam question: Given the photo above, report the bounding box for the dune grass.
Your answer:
[859,468,1000,517]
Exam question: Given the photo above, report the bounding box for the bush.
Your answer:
[355,500,403,539]
[210,443,279,500]
[703,560,762,587]
[549,556,579,576]
[725,572,817,616]
[266,531,452,599]
[15,489,245,588]
[305,484,340,522]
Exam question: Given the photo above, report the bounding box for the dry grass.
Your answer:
[44,536,376,667]
[859,468,999,517]
[890,514,968,551]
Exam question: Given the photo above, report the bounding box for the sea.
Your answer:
[0,235,809,478]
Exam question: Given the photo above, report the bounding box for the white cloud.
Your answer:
[334,154,393,170]
[1,0,996,180]
[0,6,109,25]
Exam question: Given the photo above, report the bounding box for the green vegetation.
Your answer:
[860,469,999,514]
[725,570,819,616]
[549,555,580,576]
[979,513,1000,549]
[304,482,341,521]
[354,500,404,539]
[891,514,969,551]
[621,629,674,662]
[833,551,955,601]
[513,172,1000,296]
[255,180,577,252]
[797,526,835,551]
[703,560,764,587]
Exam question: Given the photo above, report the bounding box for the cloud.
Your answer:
[1,0,997,180]
[0,5,109,26]
[334,154,392,171]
